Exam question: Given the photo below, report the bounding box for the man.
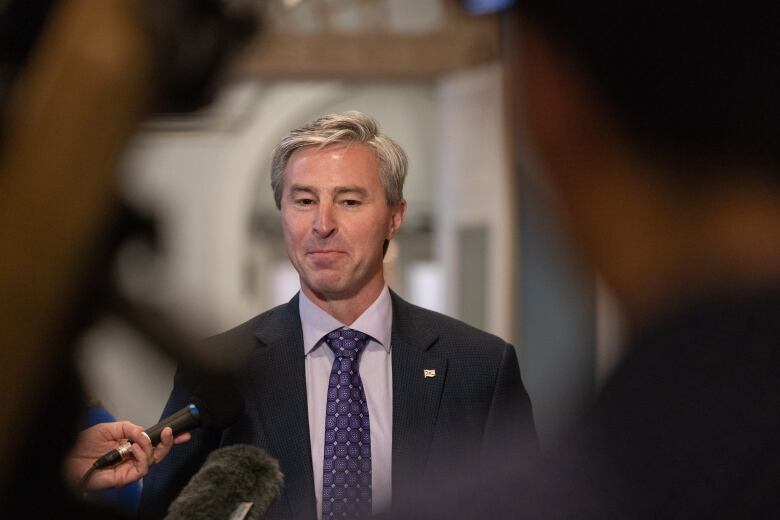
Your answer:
[140,111,535,519]
[413,3,780,518]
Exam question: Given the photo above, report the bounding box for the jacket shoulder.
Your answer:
[392,294,511,355]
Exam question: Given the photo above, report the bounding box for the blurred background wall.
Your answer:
[75,0,624,445]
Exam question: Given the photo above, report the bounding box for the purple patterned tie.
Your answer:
[322,328,372,518]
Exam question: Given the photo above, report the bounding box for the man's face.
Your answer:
[280,143,405,302]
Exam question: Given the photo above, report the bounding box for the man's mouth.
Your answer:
[306,249,345,259]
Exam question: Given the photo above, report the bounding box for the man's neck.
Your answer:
[301,279,387,325]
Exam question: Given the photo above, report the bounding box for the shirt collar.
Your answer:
[299,285,393,355]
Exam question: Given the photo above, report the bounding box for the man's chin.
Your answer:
[303,279,368,303]
[303,276,347,297]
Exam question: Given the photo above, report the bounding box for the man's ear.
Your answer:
[387,199,406,239]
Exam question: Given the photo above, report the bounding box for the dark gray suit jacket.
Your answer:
[139,291,535,519]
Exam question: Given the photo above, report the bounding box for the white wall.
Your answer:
[436,63,515,341]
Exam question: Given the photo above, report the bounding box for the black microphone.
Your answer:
[92,381,244,470]
[165,444,283,520]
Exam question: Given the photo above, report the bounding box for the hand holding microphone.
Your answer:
[64,421,189,491]
[75,381,244,491]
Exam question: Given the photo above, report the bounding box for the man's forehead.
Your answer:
[289,142,373,162]
[284,143,381,185]
[288,184,369,195]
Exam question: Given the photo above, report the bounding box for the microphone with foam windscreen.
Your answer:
[90,380,244,471]
[164,444,283,520]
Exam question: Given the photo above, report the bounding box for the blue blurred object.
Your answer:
[83,404,142,515]
[461,0,515,15]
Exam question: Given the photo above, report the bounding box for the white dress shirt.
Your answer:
[300,286,393,518]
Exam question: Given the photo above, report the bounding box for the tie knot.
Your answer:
[325,328,369,360]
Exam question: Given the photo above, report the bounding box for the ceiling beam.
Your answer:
[232,11,500,79]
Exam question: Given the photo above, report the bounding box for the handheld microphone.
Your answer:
[165,444,283,520]
[92,381,244,470]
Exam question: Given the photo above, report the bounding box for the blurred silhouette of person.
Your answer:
[407,2,780,518]
[0,0,254,517]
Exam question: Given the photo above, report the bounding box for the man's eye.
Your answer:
[296,198,315,206]
[342,199,362,207]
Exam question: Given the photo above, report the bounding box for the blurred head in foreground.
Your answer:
[509,2,780,328]
[0,0,255,516]
[478,3,780,517]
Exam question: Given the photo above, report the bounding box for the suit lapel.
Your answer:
[390,292,447,498]
[251,295,316,520]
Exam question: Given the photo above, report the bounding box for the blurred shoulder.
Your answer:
[204,295,300,348]
[391,292,511,356]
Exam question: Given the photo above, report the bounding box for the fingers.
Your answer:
[151,426,176,464]
[158,427,191,448]
[89,422,191,472]
[125,422,154,462]
[111,420,144,441]
[173,432,192,445]
[129,442,151,475]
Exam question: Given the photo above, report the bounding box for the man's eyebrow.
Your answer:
[333,186,369,197]
[287,184,317,196]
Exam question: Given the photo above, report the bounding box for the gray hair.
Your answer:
[270,111,408,209]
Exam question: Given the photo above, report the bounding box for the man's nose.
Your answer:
[313,202,336,238]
